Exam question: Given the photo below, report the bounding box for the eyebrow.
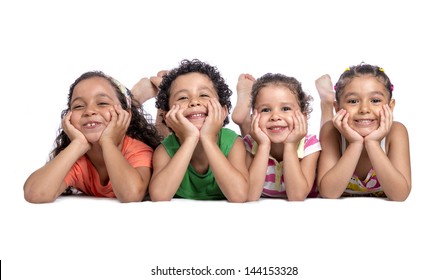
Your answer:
[256,101,297,107]
[71,93,114,105]
[342,91,387,99]
[172,86,214,96]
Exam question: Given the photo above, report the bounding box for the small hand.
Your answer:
[200,98,227,142]
[365,104,393,142]
[332,109,363,144]
[284,110,307,144]
[62,111,91,152]
[99,105,131,147]
[249,110,270,146]
[165,104,200,142]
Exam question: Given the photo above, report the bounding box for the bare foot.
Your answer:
[232,74,256,136]
[131,70,168,104]
[315,74,335,127]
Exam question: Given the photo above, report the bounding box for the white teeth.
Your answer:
[190,113,205,117]
[85,123,97,127]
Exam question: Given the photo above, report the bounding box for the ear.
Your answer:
[389,99,396,112]
[333,100,341,112]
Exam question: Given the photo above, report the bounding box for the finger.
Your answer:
[108,106,118,124]
[342,112,350,128]
[211,99,224,122]
[207,99,215,119]
[332,109,345,126]
[62,111,72,131]
[114,104,125,125]
[165,105,178,126]
[295,110,306,132]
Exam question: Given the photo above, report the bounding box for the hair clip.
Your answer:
[344,67,350,72]
[333,85,337,91]
[112,77,132,108]
[379,67,385,72]
[390,84,394,92]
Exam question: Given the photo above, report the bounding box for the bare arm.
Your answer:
[246,144,270,201]
[148,138,198,201]
[283,111,319,200]
[24,111,90,203]
[24,141,88,203]
[201,99,248,202]
[149,104,200,201]
[366,122,411,201]
[317,122,362,198]
[202,137,249,202]
[245,111,271,201]
[284,144,320,201]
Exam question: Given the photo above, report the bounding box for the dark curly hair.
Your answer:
[50,71,162,159]
[334,63,394,103]
[251,73,313,117]
[155,59,232,126]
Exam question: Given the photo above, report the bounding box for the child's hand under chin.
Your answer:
[333,109,364,144]
[365,104,393,143]
[99,104,131,147]
[284,110,307,144]
[165,104,200,142]
[250,110,270,146]
[62,111,91,152]
[200,98,228,142]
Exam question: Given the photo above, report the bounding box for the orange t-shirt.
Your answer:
[64,136,153,198]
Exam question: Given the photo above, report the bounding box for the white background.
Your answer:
[1,0,446,279]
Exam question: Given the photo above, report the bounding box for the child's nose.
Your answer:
[83,104,98,116]
[270,112,282,121]
[359,102,371,114]
[188,98,201,107]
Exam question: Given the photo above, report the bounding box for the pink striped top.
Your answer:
[244,134,321,198]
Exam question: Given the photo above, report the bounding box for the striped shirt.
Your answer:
[244,134,321,198]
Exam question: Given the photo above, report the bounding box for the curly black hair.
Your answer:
[155,59,232,126]
[251,73,313,117]
[50,71,162,159]
[334,63,394,103]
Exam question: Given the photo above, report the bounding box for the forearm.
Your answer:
[101,142,148,202]
[202,139,248,202]
[149,138,198,201]
[319,143,363,198]
[283,144,309,201]
[365,141,411,201]
[24,142,86,203]
[247,145,270,201]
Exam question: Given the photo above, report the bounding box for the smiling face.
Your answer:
[336,75,395,136]
[254,85,302,143]
[168,72,219,129]
[69,76,121,142]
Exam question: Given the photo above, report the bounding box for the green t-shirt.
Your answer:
[162,128,239,200]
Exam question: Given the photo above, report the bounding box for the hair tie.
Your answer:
[111,77,132,108]
[390,84,394,92]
